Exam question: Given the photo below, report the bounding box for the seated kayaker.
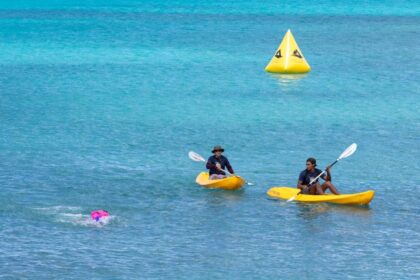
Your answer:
[297,158,339,195]
[206,145,235,180]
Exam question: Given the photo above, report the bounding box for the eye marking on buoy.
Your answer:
[292,49,302,58]
[275,50,282,58]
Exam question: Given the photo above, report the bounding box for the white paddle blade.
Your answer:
[338,143,357,160]
[287,195,297,202]
[188,151,206,162]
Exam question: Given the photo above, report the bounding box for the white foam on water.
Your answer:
[33,206,115,227]
[34,206,82,214]
[56,213,115,227]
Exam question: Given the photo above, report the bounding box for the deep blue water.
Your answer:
[0,1,419,279]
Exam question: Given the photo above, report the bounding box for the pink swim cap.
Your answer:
[91,209,109,221]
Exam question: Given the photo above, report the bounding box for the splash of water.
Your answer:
[34,206,115,227]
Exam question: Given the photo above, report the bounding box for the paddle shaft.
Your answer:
[195,158,234,176]
[189,151,253,185]
[308,159,339,186]
[286,143,357,202]
[287,159,339,202]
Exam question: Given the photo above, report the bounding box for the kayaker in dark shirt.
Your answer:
[206,145,234,180]
[297,157,340,195]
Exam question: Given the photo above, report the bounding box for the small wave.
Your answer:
[34,206,82,213]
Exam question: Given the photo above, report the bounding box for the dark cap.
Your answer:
[212,145,225,153]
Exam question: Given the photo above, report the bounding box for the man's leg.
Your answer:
[210,174,226,180]
[310,183,324,195]
[322,181,340,195]
[210,174,219,180]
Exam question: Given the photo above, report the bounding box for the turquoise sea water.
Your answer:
[1,1,419,279]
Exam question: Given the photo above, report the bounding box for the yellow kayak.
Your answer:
[267,187,375,205]
[195,172,245,190]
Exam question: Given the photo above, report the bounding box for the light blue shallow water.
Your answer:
[0,1,419,279]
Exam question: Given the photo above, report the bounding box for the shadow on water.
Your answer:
[203,188,246,206]
[268,73,308,87]
[296,202,372,221]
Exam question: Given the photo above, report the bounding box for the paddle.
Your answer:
[188,151,254,185]
[287,143,358,202]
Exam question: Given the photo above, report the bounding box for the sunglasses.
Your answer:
[214,150,223,152]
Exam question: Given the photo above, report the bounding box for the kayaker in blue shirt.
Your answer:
[297,157,340,195]
[206,145,235,180]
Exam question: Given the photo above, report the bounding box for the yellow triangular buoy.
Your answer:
[265,29,311,74]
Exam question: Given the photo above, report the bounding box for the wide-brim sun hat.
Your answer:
[212,145,225,153]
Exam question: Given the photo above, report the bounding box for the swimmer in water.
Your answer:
[90,209,109,223]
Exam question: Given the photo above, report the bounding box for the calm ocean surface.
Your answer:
[0,1,419,279]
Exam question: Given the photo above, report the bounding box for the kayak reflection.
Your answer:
[296,203,372,221]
